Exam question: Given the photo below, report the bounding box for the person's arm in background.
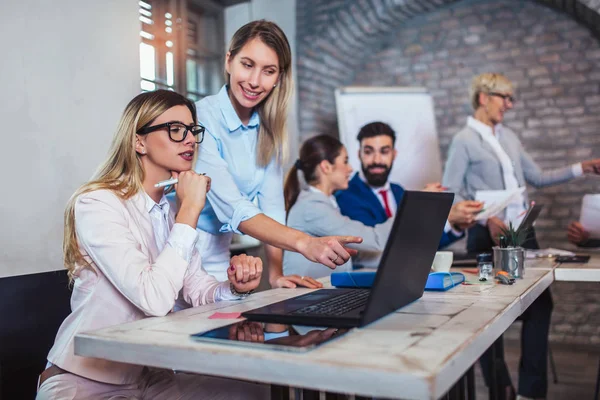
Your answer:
[568,221,600,248]
[438,201,483,249]
[519,137,600,187]
[195,129,362,270]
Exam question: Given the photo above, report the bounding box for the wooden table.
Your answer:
[554,254,600,282]
[74,263,554,400]
[553,254,600,400]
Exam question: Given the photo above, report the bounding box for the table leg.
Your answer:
[271,384,290,400]
[448,380,461,400]
[301,389,320,400]
[447,371,469,400]
[489,337,506,400]
[467,365,476,400]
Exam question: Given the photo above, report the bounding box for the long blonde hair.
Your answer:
[63,90,197,282]
[226,19,293,166]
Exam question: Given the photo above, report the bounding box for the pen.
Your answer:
[154,173,206,188]
[154,178,178,188]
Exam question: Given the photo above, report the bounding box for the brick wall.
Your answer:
[297,0,600,345]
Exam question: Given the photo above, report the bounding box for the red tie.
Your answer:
[379,189,393,218]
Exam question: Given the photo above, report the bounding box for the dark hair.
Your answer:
[283,134,344,215]
[356,122,396,145]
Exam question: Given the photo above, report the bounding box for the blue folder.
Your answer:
[331,271,465,291]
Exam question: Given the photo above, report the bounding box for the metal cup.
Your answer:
[492,246,525,278]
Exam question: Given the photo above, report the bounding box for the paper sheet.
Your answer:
[208,312,242,319]
[525,248,575,259]
[580,194,600,238]
[474,188,525,221]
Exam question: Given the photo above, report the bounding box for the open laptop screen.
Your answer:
[361,191,454,326]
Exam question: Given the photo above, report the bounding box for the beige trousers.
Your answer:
[36,368,269,400]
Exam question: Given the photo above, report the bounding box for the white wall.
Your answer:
[224,0,299,163]
[0,0,141,278]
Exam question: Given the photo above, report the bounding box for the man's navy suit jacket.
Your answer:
[335,173,459,249]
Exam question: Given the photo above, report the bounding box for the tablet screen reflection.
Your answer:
[193,321,348,351]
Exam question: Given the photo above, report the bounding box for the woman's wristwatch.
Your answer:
[229,282,254,299]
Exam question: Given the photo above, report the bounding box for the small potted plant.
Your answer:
[493,222,531,278]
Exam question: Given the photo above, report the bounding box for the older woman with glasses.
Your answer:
[442,72,600,400]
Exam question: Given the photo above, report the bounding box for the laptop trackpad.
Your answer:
[264,289,349,313]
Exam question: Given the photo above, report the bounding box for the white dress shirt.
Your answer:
[358,171,398,215]
[145,193,237,301]
[467,117,583,225]
[358,171,460,235]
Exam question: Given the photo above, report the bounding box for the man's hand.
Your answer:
[582,158,600,174]
[567,221,590,245]
[423,182,447,192]
[487,216,508,245]
[448,200,484,230]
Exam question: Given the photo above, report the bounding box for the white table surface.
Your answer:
[74,263,554,400]
[554,254,600,282]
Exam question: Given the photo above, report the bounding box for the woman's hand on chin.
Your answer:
[174,171,211,210]
[173,171,211,228]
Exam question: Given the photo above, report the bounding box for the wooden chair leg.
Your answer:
[594,356,600,400]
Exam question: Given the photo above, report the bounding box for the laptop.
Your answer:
[242,190,454,328]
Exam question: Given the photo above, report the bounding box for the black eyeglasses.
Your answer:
[137,121,205,144]
[488,92,515,104]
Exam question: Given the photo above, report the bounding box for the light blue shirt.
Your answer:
[193,85,285,234]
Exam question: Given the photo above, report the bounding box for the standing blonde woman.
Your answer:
[37,90,267,399]
[194,20,361,288]
[443,72,600,400]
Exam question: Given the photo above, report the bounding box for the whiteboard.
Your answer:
[335,87,442,190]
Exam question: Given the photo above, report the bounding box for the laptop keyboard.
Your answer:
[291,289,370,316]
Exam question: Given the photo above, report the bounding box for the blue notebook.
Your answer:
[331,271,465,291]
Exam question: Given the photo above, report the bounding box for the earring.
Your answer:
[273,83,277,88]
[141,150,146,154]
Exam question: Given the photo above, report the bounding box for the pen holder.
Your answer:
[493,246,525,279]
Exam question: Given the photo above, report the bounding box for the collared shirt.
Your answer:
[193,85,285,235]
[358,171,460,236]
[144,193,237,301]
[467,116,583,224]
[144,193,197,263]
[358,171,398,216]
[307,185,339,209]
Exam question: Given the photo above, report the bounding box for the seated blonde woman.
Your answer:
[37,90,267,400]
[282,134,393,279]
